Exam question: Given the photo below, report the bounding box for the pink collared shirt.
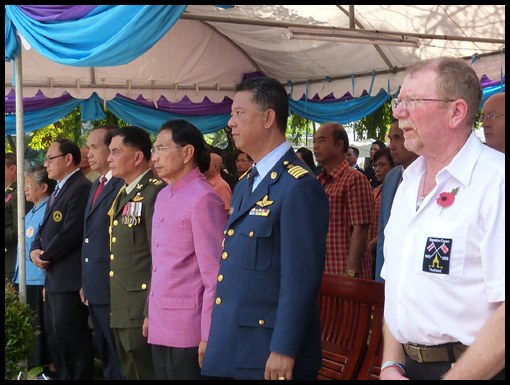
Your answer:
[148,167,226,348]
[208,173,232,211]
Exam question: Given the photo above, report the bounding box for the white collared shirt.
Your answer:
[381,132,505,346]
[251,141,291,192]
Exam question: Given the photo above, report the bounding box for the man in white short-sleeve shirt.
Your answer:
[381,57,505,381]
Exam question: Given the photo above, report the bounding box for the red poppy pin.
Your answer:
[437,187,459,214]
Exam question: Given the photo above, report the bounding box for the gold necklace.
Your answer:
[416,171,436,210]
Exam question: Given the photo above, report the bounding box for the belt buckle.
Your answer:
[407,344,424,363]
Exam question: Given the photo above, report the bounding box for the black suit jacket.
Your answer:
[81,175,124,305]
[31,170,91,292]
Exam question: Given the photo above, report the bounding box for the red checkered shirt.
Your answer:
[318,160,374,279]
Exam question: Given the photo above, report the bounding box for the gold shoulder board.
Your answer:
[287,164,309,179]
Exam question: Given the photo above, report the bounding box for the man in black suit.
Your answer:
[30,139,94,380]
[80,125,125,380]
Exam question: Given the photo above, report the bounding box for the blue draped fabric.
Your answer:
[102,94,230,134]
[480,83,505,108]
[5,5,188,66]
[5,98,83,135]
[290,88,392,124]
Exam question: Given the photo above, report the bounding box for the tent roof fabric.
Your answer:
[5,5,505,104]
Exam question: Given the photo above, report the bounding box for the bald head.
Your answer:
[481,92,505,153]
[204,152,223,180]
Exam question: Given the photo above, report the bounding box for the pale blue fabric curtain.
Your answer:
[5,5,187,66]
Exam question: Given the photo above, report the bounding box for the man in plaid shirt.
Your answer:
[314,123,374,279]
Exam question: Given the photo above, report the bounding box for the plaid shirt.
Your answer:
[318,160,374,279]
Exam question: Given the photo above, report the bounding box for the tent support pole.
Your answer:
[15,44,27,304]
[180,12,505,45]
[15,42,28,380]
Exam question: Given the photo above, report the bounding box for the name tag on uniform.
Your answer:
[423,237,452,274]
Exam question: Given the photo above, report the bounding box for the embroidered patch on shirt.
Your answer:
[423,237,452,274]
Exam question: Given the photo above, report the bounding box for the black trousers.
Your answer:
[44,291,94,380]
[151,344,210,380]
[405,356,505,380]
[88,303,125,380]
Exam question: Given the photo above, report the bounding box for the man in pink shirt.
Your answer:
[144,119,226,380]
[204,152,232,216]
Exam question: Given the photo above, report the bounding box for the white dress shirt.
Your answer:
[381,132,505,346]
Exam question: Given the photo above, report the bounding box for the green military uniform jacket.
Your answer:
[5,181,33,279]
[108,170,166,329]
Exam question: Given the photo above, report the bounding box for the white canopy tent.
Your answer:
[5,5,506,105]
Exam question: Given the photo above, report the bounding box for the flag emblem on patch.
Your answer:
[422,237,452,275]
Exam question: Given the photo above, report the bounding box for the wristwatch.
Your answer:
[346,269,357,277]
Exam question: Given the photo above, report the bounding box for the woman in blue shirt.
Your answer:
[14,165,56,372]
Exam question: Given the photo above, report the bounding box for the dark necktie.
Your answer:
[50,185,60,207]
[91,175,107,208]
[242,167,258,205]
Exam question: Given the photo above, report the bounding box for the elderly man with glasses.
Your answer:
[381,58,505,380]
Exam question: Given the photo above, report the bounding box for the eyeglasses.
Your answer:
[373,162,391,169]
[478,113,505,122]
[150,145,184,156]
[44,154,65,164]
[236,159,250,163]
[24,183,31,189]
[391,95,456,111]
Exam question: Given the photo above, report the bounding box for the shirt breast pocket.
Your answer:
[417,219,467,282]
[236,224,273,271]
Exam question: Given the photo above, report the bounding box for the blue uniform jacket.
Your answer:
[375,165,402,282]
[81,175,124,305]
[202,149,329,380]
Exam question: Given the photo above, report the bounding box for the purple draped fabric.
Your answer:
[481,75,505,88]
[119,94,233,115]
[4,90,74,113]
[16,5,99,21]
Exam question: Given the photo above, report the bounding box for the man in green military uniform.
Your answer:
[106,126,166,380]
[5,153,33,281]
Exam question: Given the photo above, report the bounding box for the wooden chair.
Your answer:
[356,291,385,380]
[318,274,385,380]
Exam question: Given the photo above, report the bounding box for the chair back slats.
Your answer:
[318,274,381,380]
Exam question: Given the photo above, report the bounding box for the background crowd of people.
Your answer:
[5,58,505,380]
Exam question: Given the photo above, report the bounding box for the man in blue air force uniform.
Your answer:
[202,77,329,380]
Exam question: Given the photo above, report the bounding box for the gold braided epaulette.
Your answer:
[239,167,252,181]
[285,162,309,179]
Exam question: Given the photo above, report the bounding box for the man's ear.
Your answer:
[263,109,276,129]
[449,99,469,129]
[182,144,195,165]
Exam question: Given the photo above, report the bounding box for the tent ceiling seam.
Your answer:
[335,5,395,72]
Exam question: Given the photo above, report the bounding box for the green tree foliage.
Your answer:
[287,112,315,146]
[355,99,394,141]
[5,283,38,380]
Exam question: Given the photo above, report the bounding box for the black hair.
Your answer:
[235,77,289,135]
[91,124,120,147]
[372,140,387,150]
[296,147,316,174]
[159,119,210,173]
[373,148,395,167]
[55,138,81,166]
[329,123,349,152]
[349,146,360,156]
[111,126,152,162]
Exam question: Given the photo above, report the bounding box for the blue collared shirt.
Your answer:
[251,141,291,192]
